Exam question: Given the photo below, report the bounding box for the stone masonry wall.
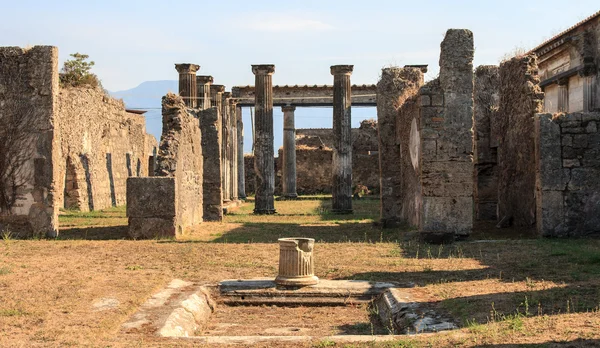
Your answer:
[418,29,475,236]
[133,93,203,238]
[377,67,423,227]
[497,55,544,227]
[473,65,500,220]
[0,46,60,237]
[57,87,157,212]
[535,112,600,237]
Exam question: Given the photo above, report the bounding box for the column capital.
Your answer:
[229,98,239,106]
[282,105,296,112]
[252,64,275,75]
[196,75,214,84]
[330,65,354,75]
[223,91,232,99]
[175,63,200,74]
[211,84,225,94]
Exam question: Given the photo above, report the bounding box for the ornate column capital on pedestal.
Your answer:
[252,64,275,75]
[175,63,200,74]
[330,65,354,76]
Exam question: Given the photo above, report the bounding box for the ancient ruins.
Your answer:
[1,11,599,239]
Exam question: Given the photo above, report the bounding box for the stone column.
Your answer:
[281,105,298,198]
[199,107,223,221]
[557,78,569,112]
[330,65,354,213]
[211,84,225,202]
[175,64,200,108]
[252,64,276,214]
[196,75,213,110]
[229,99,239,201]
[222,92,232,202]
[237,106,246,199]
[583,75,595,112]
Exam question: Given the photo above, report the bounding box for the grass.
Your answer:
[0,197,598,347]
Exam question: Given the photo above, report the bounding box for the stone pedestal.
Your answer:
[196,75,213,110]
[282,105,298,198]
[331,65,354,213]
[275,238,319,287]
[175,64,200,108]
[252,64,276,214]
[237,106,246,199]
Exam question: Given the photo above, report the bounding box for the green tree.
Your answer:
[59,53,100,87]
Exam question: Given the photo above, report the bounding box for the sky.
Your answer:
[2,1,598,153]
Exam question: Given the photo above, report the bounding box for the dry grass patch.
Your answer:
[0,197,598,347]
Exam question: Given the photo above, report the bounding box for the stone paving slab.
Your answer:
[219,278,397,303]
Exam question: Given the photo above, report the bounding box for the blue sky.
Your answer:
[2,0,598,91]
[2,1,598,153]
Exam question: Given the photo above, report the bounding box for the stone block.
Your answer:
[126,177,176,218]
[568,168,600,191]
[128,217,177,239]
[431,94,444,107]
[585,121,597,133]
[562,127,585,134]
[537,190,566,237]
[563,159,580,168]
[421,196,472,235]
[562,135,573,147]
[572,134,588,148]
[420,95,431,106]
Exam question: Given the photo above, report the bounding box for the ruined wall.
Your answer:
[418,29,475,236]
[473,66,500,220]
[200,107,222,221]
[277,146,333,194]
[497,55,544,227]
[0,46,60,237]
[535,112,600,237]
[377,67,423,227]
[57,87,157,212]
[135,93,203,237]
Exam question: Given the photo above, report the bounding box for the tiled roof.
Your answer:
[531,10,600,54]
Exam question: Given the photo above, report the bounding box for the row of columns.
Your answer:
[251,64,355,214]
[176,62,355,214]
[175,64,245,206]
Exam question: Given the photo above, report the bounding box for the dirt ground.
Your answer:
[0,198,599,347]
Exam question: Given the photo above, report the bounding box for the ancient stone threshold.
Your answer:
[222,199,243,215]
[122,278,456,343]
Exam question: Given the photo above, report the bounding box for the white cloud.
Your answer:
[240,15,334,32]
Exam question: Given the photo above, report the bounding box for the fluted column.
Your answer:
[282,105,298,198]
[331,65,354,213]
[229,98,239,201]
[196,75,213,110]
[222,92,232,202]
[558,78,569,112]
[252,64,276,214]
[237,106,246,200]
[175,64,200,108]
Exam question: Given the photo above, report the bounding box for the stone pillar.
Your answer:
[558,79,569,112]
[211,85,225,202]
[281,105,298,198]
[252,64,276,214]
[237,106,246,200]
[330,65,354,213]
[175,64,200,108]
[229,99,239,201]
[222,92,232,202]
[196,75,213,110]
[275,238,319,287]
[583,75,595,112]
[200,107,223,221]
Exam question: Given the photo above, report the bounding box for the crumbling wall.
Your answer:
[57,87,157,212]
[497,55,544,227]
[0,46,60,237]
[200,107,222,221]
[418,29,475,236]
[130,93,202,238]
[535,112,600,237]
[277,146,333,194]
[473,66,500,220]
[377,67,423,227]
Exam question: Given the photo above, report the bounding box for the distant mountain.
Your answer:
[109,80,377,155]
[109,80,178,143]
